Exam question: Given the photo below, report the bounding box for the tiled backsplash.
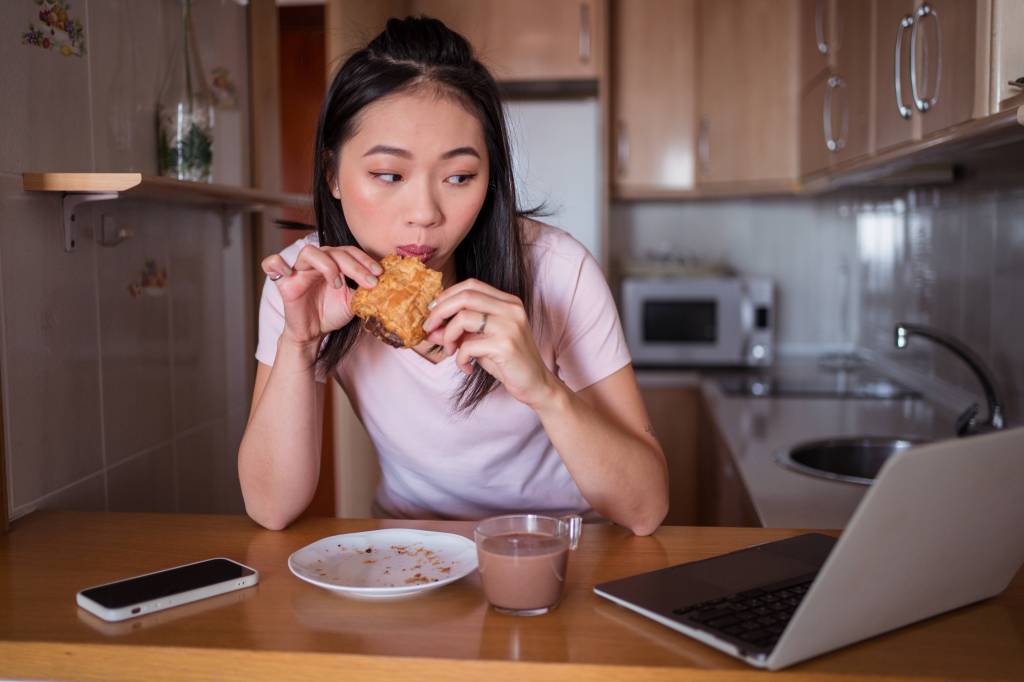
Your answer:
[613,183,1024,426]
[854,186,1024,425]
[0,0,251,520]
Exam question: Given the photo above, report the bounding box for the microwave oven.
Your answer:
[622,276,774,367]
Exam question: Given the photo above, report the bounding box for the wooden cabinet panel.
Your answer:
[640,387,699,526]
[991,0,1024,109]
[611,0,696,194]
[874,0,919,151]
[412,0,604,82]
[833,0,873,163]
[916,0,978,137]
[696,399,759,527]
[799,0,833,88]
[697,0,799,186]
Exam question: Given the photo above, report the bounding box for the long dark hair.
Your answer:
[312,16,532,413]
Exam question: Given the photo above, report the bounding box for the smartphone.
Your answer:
[76,557,259,622]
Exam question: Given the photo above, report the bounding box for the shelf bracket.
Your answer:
[62,192,118,253]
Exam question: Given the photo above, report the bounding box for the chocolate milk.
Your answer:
[477,532,569,611]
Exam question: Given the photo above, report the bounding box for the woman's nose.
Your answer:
[404,179,442,228]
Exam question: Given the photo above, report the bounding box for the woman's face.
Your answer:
[332,88,491,285]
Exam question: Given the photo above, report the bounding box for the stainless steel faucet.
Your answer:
[894,322,1006,436]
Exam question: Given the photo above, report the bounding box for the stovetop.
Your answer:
[716,356,921,400]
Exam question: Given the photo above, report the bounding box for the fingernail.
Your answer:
[427,299,438,310]
[422,319,432,332]
[334,276,343,289]
[371,263,383,275]
[367,275,378,286]
[282,266,293,277]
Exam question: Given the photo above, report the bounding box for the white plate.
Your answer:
[288,528,478,599]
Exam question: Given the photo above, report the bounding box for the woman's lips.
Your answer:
[396,245,437,262]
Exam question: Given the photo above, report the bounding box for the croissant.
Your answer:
[351,255,443,348]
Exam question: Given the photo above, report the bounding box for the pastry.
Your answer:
[351,255,443,348]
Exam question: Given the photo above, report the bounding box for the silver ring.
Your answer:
[476,312,488,334]
[269,273,283,281]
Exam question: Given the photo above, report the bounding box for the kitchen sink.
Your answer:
[775,437,929,485]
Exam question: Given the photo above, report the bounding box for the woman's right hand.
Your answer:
[261,244,382,347]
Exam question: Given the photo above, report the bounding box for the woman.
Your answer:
[238,16,668,534]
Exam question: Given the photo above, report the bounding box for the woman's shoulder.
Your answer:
[521,218,593,269]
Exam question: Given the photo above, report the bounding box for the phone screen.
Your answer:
[80,559,255,609]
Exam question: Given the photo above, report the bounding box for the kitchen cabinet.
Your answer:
[410,0,605,82]
[874,0,982,152]
[991,0,1024,110]
[696,0,800,187]
[799,0,873,175]
[610,0,697,196]
[640,386,700,526]
[697,399,760,527]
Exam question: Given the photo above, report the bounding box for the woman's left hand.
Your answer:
[422,279,557,407]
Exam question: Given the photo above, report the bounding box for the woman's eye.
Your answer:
[446,174,476,185]
[371,172,402,183]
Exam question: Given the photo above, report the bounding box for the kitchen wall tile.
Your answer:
[25,473,105,516]
[175,418,244,514]
[854,185,1023,427]
[96,199,173,465]
[221,214,252,414]
[190,0,250,186]
[0,0,94,174]
[107,443,176,512]
[87,0,166,174]
[169,207,227,432]
[990,189,1024,422]
[0,173,104,508]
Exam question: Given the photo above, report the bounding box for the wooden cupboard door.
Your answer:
[799,0,835,88]
[611,0,696,194]
[800,75,832,176]
[412,0,603,81]
[640,387,699,526]
[874,0,918,151]
[697,0,799,185]
[833,0,873,163]
[916,0,978,136]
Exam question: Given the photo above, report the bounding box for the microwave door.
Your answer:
[638,281,745,365]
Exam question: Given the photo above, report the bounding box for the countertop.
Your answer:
[638,357,958,528]
[2,512,1023,681]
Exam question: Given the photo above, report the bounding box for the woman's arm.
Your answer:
[528,364,668,536]
[238,346,325,530]
[423,280,669,535]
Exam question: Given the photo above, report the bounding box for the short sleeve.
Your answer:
[554,251,632,392]
[254,233,328,383]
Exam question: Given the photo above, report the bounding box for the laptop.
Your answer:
[594,426,1024,670]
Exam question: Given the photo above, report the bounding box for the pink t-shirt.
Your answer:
[256,222,631,521]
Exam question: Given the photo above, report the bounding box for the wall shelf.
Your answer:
[21,173,311,252]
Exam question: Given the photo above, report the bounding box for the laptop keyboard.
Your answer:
[672,576,815,652]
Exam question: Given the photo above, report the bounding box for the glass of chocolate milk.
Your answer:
[474,514,582,616]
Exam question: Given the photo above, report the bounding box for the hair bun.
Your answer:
[370,16,474,67]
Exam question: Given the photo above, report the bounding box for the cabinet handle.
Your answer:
[910,3,942,112]
[894,14,914,120]
[579,3,591,63]
[698,117,711,176]
[616,120,629,177]
[824,75,848,152]
[815,0,830,55]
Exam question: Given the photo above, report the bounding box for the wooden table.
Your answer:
[1,512,1022,681]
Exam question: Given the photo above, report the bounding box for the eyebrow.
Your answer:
[362,144,480,160]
